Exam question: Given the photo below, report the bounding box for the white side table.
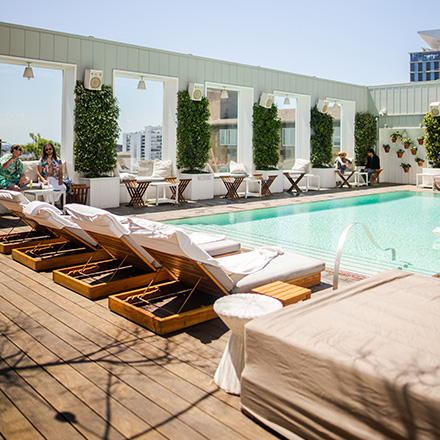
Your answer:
[244,177,262,198]
[149,181,178,205]
[213,293,283,394]
[353,171,368,187]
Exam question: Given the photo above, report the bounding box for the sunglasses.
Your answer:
[45,149,53,152]
[14,147,22,151]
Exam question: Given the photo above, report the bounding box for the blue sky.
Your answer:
[1,0,440,145]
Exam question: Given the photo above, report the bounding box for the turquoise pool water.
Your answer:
[166,191,440,277]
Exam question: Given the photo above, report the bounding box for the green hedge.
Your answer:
[73,81,120,178]
[252,103,281,170]
[176,91,211,173]
[310,106,333,167]
[354,112,376,165]
[423,112,440,168]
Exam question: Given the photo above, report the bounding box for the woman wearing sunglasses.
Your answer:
[0,144,30,190]
[37,142,63,186]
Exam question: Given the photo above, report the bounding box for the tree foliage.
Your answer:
[22,133,60,160]
[423,112,440,168]
[73,81,120,178]
[176,91,211,173]
[252,103,281,170]
[310,106,333,167]
[354,112,376,166]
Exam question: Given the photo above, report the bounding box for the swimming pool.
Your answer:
[166,191,440,277]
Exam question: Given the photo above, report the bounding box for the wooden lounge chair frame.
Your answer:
[12,215,110,272]
[53,229,165,300]
[0,195,63,254]
[109,242,322,335]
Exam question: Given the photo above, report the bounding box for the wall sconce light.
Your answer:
[430,102,440,115]
[379,109,386,117]
[220,89,229,99]
[137,77,146,90]
[284,96,291,105]
[23,62,34,80]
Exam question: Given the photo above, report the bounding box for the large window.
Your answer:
[114,76,164,161]
[326,103,341,161]
[207,88,238,172]
[0,63,62,155]
[275,95,296,170]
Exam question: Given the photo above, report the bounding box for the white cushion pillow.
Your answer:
[291,159,310,173]
[23,160,39,182]
[229,160,248,174]
[138,159,154,177]
[152,159,173,178]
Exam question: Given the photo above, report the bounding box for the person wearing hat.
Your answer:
[0,144,30,190]
[334,151,352,174]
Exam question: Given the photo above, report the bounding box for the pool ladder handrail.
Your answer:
[333,222,396,290]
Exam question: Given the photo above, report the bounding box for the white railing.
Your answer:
[333,222,396,290]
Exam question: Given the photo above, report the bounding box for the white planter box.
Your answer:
[79,176,120,208]
[254,170,284,193]
[311,168,336,188]
[419,168,440,188]
[180,173,214,200]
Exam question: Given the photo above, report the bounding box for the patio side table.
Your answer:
[213,293,282,394]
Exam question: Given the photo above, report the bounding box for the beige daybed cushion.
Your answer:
[241,269,440,440]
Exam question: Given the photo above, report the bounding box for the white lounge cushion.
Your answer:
[152,159,173,178]
[291,159,311,173]
[229,160,248,175]
[232,252,325,293]
[138,160,154,177]
[23,160,39,182]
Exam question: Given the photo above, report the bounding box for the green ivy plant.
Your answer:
[354,112,377,166]
[310,106,333,167]
[73,81,120,178]
[176,91,211,173]
[423,112,440,168]
[252,103,281,170]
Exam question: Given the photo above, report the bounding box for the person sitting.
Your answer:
[37,143,63,186]
[334,152,352,174]
[0,144,30,190]
[361,148,380,183]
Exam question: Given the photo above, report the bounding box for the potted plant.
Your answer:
[310,106,336,187]
[74,81,121,208]
[415,157,425,167]
[390,131,401,143]
[176,90,213,200]
[395,148,405,158]
[400,163,411,173]
[252,102,283,192]
[383,144,391,153]
[410,145,418,155]
[417,135,424,146]
[402,137,413,149]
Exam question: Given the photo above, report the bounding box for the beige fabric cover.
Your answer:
[241,270,440,440]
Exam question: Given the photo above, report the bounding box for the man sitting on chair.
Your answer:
[362,148,380,183]
[334,152,351,174]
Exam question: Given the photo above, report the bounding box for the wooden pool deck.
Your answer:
[1,185,412,439]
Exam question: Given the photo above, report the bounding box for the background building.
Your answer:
[123,126,162,161]
[410,30,440,82]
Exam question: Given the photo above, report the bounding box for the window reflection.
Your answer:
[207,89,238,172]
[275,96,296,170]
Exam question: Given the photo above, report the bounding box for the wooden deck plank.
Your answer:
[0,389,46,440]
[0,252,278,440]
[0,278,205,440]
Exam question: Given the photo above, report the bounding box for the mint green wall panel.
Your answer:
[0,27,9,54]
[25,31,40,58]
[159,53,169,75]
[40,33,54,60]
[81,40,93,69]
[10,28,25,57]
[105,44,117,77]
[205,60,214,82]
[138,49,149,73]
[54,35,68,62]
[116,45,128,70]
[127,47,139,72]
[67,37,80,64]
[93,41,106,71]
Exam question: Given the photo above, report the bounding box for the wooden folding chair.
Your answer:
[165,177,191,203]
[335,170,355,188]
[123,179,150,207]
[370,169,383,185]
[69,185,90,204]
